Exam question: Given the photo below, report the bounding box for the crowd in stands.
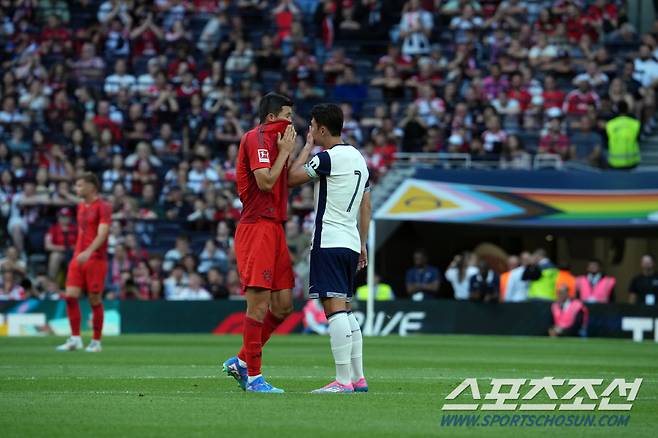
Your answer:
[0,0,653,299]
[397,248,658,307]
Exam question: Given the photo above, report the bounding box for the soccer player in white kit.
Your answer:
[289,103,371,393]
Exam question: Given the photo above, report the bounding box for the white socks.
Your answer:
[247,374,262,384]
[347,312,364,382]
[328,312,352,385]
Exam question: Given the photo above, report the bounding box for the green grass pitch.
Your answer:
[1,334,657,437]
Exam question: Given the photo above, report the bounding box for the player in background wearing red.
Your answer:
[222,93,302,393]
[56,173,112,353]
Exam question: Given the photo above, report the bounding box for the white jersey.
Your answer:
[304,144,370,253]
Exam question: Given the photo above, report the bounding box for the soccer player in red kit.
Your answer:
[222,92,299,393]
[56,173,112,353]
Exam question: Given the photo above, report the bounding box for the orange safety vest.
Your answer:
[575,276,615,303]
[499,271,511,302]
[551,299,586,329]
[556,270,576,299]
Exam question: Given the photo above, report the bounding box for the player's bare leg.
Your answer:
[85,292,104,353]
[56,287,83,352]
[346,302,367,392]
[311,297,354,393]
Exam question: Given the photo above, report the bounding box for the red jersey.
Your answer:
[75,197,112,260]
[236,120,290,224]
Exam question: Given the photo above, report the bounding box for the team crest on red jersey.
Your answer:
[258,149,270,163]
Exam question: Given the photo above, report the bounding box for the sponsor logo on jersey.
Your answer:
[258,149,270,163]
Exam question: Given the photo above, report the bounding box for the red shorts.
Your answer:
[235,219,295,292]
[66,257,108,294]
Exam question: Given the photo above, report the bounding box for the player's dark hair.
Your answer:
[77,172,100,191]
[311,103,344,136]
[258,92,293,123]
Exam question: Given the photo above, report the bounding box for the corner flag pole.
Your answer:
[364,219,376,336]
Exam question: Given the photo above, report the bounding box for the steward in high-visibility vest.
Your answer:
[356,282,395,301]
[575,259,615,303]
[549,286,588,337]
[605,101,640,169]
[522,250,558,301]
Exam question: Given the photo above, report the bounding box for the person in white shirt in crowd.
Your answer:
[572,61,609,89]
[187,155,221,194]
[502,251,531,302]
[171,272,212,301]
[163,235,191,272]
[136,58,161,98]
[445,252,479,300]
[399,0,433,56]
[633,44,658,88]
[104,58,136,96]
[164,264,188,299]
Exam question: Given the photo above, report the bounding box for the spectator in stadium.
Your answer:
[399,0,433,57]
[164,264,189,300]
[187,155,221,194]
[500,251,531,302]
[356,274,395,301]
[539,117,570,160]
[563,79,599,116]
[8,180,44,256]
[570,115,602,166]
[163,235,191,272]
[499,135,531,169]
[628,254,658,306]
[169,272,212,301]
[199,239,228,274]
[605,101,641,169]
[548,285,588,337]
[72,42,106,87]
[522,249,559,301]
[576,258,615,304]
[44,208,76,281]
[0,246,27,278]
[206,267,229,299]
[481,116,507,155]
[103,59,136,97]
[445,252,479,301]
[0,271,25,300]
[405,249,441,300]
[469,259,499,302]
[225,268,242,297]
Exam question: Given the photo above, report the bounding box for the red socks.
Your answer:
[243,317,264,376]
[238,310,285,365]
[91,303,104,341]
[65,296,81,336]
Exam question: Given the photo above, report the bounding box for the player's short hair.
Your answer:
[258,92,293,123]
[76,172,100,191]
[311,103,343,136]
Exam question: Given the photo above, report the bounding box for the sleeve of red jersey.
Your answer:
[247,131,273,172]
[100,201,112,225]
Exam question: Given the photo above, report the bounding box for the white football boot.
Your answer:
[56,336,84,352]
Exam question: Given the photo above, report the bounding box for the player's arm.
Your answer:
[288,129,315,187]
[357,186,371,271]
[76,223,110,264]
[253,125,296,192]
[77,204,111,264]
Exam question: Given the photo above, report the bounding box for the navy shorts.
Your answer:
[309,247,359,302]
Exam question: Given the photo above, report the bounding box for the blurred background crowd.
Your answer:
[0,0,653,301]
